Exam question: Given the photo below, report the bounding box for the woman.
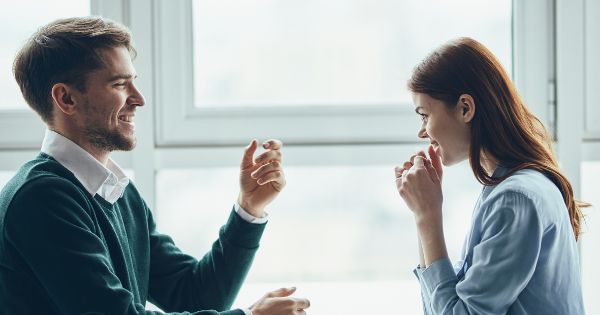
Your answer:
[395,37,586,314]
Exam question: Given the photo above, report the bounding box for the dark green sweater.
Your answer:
[0,153,266,314]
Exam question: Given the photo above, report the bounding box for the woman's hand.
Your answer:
[395,145,448,266]
[395,145,443,221]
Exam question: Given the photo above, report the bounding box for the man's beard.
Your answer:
[83,124,136,152]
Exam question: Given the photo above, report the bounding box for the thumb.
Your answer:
[241,139,258,169]
[428,145,443,179]
[266,287,296,298]
[424,159,441,183]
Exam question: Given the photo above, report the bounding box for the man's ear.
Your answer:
[457,93,475,123]
[51,83,82,116]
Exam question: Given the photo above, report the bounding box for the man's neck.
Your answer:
[49,127,110,167]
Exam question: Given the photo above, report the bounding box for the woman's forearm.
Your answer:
[417,234,426,268]
[416,215,448,267]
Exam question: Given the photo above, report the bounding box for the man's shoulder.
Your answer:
[0,154,85,217]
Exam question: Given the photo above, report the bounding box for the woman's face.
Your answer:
[413,93,472,166]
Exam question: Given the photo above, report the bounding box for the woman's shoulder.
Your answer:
[479,168,566,219]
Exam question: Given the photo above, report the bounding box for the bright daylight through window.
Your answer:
[0,1,90,110]
[192,0,511,108]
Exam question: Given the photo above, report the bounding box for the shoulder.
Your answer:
[4,172,94,229]
[484,168,563,208]
[477,168,565,229]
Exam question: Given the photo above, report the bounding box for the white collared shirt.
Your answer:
[41,129,129,204]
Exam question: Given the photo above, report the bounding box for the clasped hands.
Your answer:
[395,145,449,267]
[394,145,444,222]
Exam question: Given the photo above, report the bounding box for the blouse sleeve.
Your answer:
[419,191,543,314]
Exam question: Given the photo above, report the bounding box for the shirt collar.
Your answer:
[40,129,129,203]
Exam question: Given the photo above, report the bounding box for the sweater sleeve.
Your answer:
[3,176,244,315]
[146,203,266,313]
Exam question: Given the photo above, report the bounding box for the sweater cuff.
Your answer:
[421,257,456,295]
[235,203,269,224]
[220,207,267,249]
[220,309,246,315]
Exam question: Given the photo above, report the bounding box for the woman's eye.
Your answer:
[420,114,428,122]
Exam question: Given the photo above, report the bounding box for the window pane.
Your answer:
[192,0,512,107]
[155,161,482,313]
[0,1,90,110]
[581,161,600,315]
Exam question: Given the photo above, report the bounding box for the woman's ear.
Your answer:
[457,94,475,123]
[51,83,81,116]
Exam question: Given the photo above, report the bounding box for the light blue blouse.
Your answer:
[414,166,584,314]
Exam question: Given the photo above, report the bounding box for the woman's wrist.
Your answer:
[415,213,448,266]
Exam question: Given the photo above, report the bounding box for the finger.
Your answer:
[394,166,403,178]
[424,159,440,183]
[402,161,412,170]
[257,170,284,186]
[252,161,281,179]
[293,298,311,309]
[241,139,258,169]
[413,155,425,168]
[266,287,296,298]
[263,139,283,150]
[428,145,443,179]
[255,149,282,165]
[410,150,427,164]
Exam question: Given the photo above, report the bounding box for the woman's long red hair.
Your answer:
[408,37,587,240]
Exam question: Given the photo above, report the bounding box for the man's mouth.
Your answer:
[118,114,134,123]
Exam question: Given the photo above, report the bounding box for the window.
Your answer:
[0,1,90,110]
[0,1,90,148]
[191,0,511,108]
[156,160,482,313]
[155,0,514,145]
[581,161,600,315]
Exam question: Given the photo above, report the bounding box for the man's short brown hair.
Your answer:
[13,16,135,124]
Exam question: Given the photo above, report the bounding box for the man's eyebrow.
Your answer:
[107,74,138,81]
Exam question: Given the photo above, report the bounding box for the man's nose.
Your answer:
[129,84,145,107]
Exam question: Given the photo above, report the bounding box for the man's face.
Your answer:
[77,46,145,152]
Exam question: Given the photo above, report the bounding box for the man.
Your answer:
[0,17,309,315]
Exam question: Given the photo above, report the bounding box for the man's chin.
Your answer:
[115,137,136,151]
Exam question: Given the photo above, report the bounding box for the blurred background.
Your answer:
[0,0,598,314]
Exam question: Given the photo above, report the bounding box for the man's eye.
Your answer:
[114,82,126,87]
[419,114,428,122]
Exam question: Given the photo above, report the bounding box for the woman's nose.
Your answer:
[418,127,428,139]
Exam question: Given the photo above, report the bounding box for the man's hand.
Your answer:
[238,139,286,218]
[249,287,310,315]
